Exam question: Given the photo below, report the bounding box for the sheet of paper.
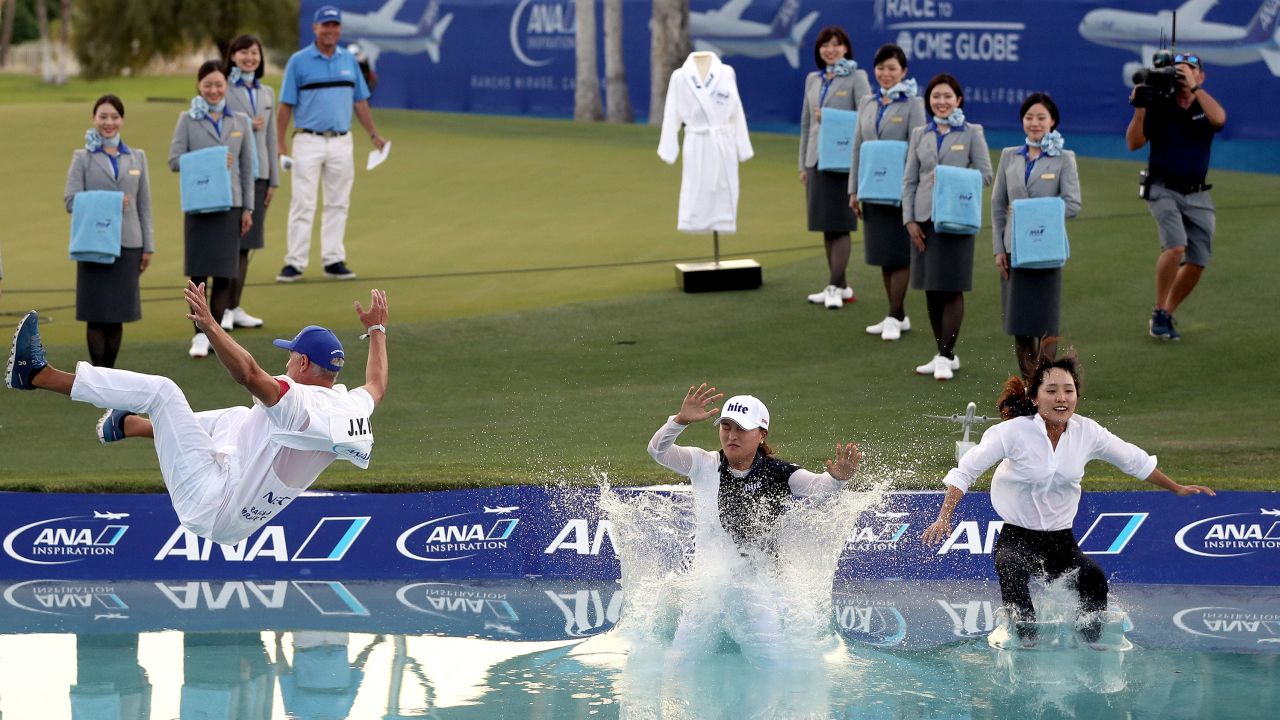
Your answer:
[366,141,391,171]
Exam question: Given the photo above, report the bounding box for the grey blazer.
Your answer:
[224,80,280,187]
[849,93,927,194]
[64,146,155,252]
[167,111,256,211]
[991,147,1082,254]
[798,69,872,170]
[902,122,994,224]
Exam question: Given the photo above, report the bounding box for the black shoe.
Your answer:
[324,261,357,280]
[276,265,303,283]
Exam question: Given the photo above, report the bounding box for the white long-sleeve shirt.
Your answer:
[943,414,1158,532]
[647,417,841,543]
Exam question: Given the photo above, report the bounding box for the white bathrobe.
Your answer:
[657,53,754,234]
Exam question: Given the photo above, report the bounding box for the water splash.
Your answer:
[598,473,890,667]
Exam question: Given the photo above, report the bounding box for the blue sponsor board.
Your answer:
[1,489,1278,585]
[306,0,1280,144]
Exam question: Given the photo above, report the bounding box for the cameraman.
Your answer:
[1126,53,1225,341]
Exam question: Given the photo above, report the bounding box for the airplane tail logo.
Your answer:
[1243,0,1280,43]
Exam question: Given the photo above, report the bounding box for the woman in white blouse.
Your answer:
[921,356,1213,644]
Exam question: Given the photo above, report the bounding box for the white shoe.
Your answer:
[220,309,235,331]
[823,285,843,309]
[839,286,855,301]
[866,315,911,335]
[915,353,960,375]
[188,333,210,358]
[881,316,902,341]
[230,307,264,328]
[933,358,954,381]
[807,287,827,304]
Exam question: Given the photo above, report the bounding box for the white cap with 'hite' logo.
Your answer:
[718,395,769,431]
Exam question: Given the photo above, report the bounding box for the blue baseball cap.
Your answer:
[313,5,342,24]
[273,325,345,372]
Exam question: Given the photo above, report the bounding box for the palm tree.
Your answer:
[574,0,604,121]
[603,0,632,122]
[649,0,689,126]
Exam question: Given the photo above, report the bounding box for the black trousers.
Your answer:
[993,523,1108,622]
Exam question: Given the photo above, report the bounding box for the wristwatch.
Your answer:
[1190,85,1202,93]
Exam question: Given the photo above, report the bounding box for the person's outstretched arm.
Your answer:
[355,289,389,406]
[184,281,282,406]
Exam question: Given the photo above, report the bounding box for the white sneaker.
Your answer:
[220,309,235,331]
[866,315,911,335]
[933,359,954,381]
[230,307,264,328]
[915,353,960,375]
[823,285,843,309]
[189,333,210,358]
[839,286,855,302]
[807,287,827,304]
[881,316,902,341]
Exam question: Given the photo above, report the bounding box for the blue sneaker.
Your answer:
[1166,313,1182,341]
[6,311,47,390]
[1148,309,1173,340]
[96,409,135,444]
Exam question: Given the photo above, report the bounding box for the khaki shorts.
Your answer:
[1146,183,1215,267]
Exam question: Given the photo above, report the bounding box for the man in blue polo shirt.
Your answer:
[1125,53,1226,341]
[276,5,389,283]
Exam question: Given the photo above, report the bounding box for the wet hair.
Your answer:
[997,353,1083,420]
[812,26,853,70]
[1020,92,1060,131]
[197,59,226,83]
[92,94,124,118]
[225,34,266,80]
[925,73,964,109]
[872,44,908,69]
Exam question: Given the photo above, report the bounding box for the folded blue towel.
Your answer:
[1011,196,1070,269]
[856,140,908,206]
[69,190,123,264]
[932,165,983,235]
[179,146,233,214]
[817,108,858,172]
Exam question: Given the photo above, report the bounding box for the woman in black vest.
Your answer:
[647,383,860,663]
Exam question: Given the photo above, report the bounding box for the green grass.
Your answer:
[1,77,1277,493]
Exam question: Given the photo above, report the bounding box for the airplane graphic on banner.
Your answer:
[340,0,454,69]
[1078,0,1280,82]
[691,0,820,69]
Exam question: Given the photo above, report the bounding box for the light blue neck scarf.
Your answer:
[933,108,965,128]
[85,129,120,152]
[1026,130,1065,157]
[188,96,227,120]
[826,59,857,77]
[883,78,917,100]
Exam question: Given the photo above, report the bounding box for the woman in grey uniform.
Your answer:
[991,93,1081,380]
[222,34,278,332]
[169,60,256,358]
[902,73,992,381]
[799,26,871,309]
[849,44,926,340]
[64,95,154,368]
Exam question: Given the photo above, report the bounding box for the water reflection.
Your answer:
[0,578,1277,719]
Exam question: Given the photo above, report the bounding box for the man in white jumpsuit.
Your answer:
[5,282,389,545]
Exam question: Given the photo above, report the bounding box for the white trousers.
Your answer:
[285,132,354,270]
[70,362,231,538]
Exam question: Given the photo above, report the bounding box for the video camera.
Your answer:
[1131,48,1179,108]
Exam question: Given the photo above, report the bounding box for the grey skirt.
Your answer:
[910,221,975,292]
[862,202,911,268]
[805,167,857,233]
[76,247,142,324]
[184,208,241,278]
[1001,266,1063,336]
[241,179,269,250]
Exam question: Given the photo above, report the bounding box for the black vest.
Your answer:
[717,451,799,551]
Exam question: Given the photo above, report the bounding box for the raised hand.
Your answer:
[674,383,724,425]
[183,281,215,330]
[355,289,389,328]
[824,442,863,481]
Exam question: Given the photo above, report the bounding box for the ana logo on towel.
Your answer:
[196,176,210,188]
[94,219,112,232]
